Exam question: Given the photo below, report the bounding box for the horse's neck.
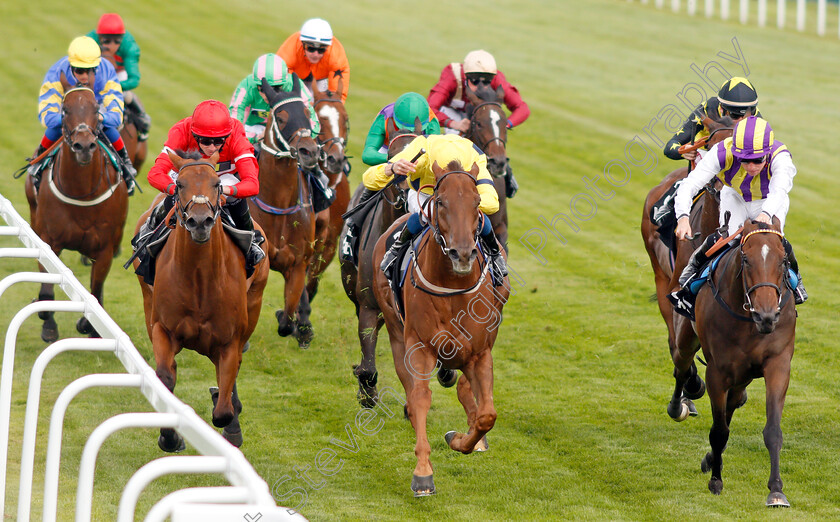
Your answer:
[718,247,746,304]
[415,233,482,289]
[55,143,109,196]
[172,224,229,278]
[258,156,300,206]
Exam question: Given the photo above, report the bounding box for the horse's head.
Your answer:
[465,85,507,177]
[740,220,788,334]
[261,75,320,170]
[430,160,481,275]
[169,150,223,244]
[312,77,348,175]
[61,88,100,166]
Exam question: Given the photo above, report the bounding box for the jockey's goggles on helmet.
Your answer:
[466,73,495,86]
[71,66,95,76]
[722,105,749,119]
[193,134,228,147]
[304,44,327,54]
[100,36,123,45]
[740,155,767,165]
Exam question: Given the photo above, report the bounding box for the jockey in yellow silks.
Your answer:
[671,116,806,307]
[361,134,506,285]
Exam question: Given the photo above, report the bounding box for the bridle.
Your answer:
[61,87,100,145]
[262,97,314,160]
[740,228,790,315]
[314,96,347,171]
[426,170,481,258]
[468,102,507,152]
[174,161,223,226]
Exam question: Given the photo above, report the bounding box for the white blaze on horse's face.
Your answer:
[489,110,501,140]
[761,244,770,263]
[318,105,341,142]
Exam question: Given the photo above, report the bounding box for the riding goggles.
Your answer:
[305,45,327,54]
[194,134,228,147]
[466,73,495,86]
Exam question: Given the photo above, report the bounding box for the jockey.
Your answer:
[428,49,530,199]
[339,93,441,263]
[30,36,138,195]
[369,134,507,286]
[87,13,151,141]
[671,116,807,308]
[664,77,761,162]
[141,100,265,271]
[277,18,349,103]
[229,53,319,146]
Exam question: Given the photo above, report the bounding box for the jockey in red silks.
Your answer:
[140,100,265,271]
[428,49,530,199]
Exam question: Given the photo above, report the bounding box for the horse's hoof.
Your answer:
[667,399,690,421]
[437,368,458,388]
[158,433,185,453]
[295,322,313,349]
[41,322,59,343]
[275,310,294,337]
[766,491,790,507]
[734,390,748,409]
[411,474,436,497]
[223,427,243,448]
[444,431,457,446]
[76,316,93,335]
[242,341,250,353]
[80,255,92,266]
[701,452,713,474]
[403,405,409,420]
[474,435,489,452]
[685,398,699,417]
[210,387,220,405]
[357,388,378,409]
[708,477,723,495]
[684,375,706,400]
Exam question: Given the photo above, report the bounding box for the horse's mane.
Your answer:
[174,149,202,160]
[445,159,463,172]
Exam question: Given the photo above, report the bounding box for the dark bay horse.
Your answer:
[248,76,320,348]
[24,87,128,341]
[668,220,795,507]
[340,129,417,407]
[465,85,510,249]
[133,151,269,450]
[641,124,732,412]
[306,77,350,303]
[372,160,509,497]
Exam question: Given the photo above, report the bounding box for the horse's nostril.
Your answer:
[448,250,459,261]
[203,217,215,229]
[186,217,197,229]
[470,248,478,260]
[88,143,97,151]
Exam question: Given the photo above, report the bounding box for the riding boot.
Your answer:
[677,232,721,288]
[380,224,413,280]
[340,188,377,263]
[783,238,808,304]
[125,95,152,140]
[27,144,47,189]
[307,165,336,212]
[116,147,138,196]
[229,200,266,271]
[504,162,519,199]
[134,196,173,247]
[480,232,508,286]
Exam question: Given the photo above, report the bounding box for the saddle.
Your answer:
[650,180,717,268]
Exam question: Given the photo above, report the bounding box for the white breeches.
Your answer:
[720,186,788,233]
[407,189,431,219]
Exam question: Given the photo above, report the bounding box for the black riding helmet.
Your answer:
[717,77,758,119]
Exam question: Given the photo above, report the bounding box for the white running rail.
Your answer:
[628,0,840,38]
[0,193,303,521]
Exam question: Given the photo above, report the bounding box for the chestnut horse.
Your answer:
[305,77,350,303]
[372,160,509,497]
[340,128,417,407]
[248,76,320,348]
[668,220,795,507]
[133,151,269,450]
[465,86,510,249]
[641,124,732,412]
[24,87,128,341]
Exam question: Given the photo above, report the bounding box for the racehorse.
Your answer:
[305,77,350,303]
[24,86,129,342]
[667,219,796,507]
[464,85,510,249]
[133,150,269,450]
[640,123,733,411]
[372,160,509,496]
[340,127,418,407]
[248,75,320,348]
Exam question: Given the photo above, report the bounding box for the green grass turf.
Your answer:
[1,0,840,520]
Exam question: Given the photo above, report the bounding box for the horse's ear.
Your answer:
[167,150,185,170]
[386,117,398,139]
[335,73,344,100]
[495,85,504,103]
[290,73,301,94]
[208,151,220,165]
[310,77,322,98]
[431,160,444,180]
[59,70,72,93]
[414,117,423,135]
[469,162,480,178]
[465,83,480,106]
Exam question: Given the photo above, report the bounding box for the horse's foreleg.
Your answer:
[446,353,496,454]
[152,324,184,452]
[294,287,314,348]
[353,305,382,408]
[37,254,59,343]
[667,317,701,421]
[78,248,114,337]
[763,356,792,507]
[211,344,241,429]
[702,368,729,495]
[276,264,307,338]
[404,339,436,496]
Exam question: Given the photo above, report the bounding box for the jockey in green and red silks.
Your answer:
[32,36,138,194]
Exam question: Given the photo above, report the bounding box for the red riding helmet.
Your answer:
[96,13,125,35]
[191,100,233,138]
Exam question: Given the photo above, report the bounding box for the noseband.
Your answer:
[426,170,481,258]
[740,228,790,314]
[174,161,223,225]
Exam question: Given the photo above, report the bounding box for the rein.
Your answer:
[174,161,223,225]
[49,139,121,206]
[261,96,312,159]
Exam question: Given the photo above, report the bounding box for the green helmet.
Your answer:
[393,92,430,130]
[252,53,291,90]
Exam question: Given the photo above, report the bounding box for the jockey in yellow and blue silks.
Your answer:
[364,134,507,285]
[670,116,806,308]
[30,36,137,194]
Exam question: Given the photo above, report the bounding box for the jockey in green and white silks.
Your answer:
[229,53,319,145]
[671,116,807,306]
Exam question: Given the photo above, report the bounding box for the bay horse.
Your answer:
[340,128,418,408]
[133,150,269,450]
[24,86,129,342]
[465,85,510,249]
[640,123,732,412]
[248,76,320,348]
[668,219,795,507]
[305,77,350,303]
[372,160,509,497]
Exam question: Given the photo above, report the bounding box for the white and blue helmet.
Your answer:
[299,18,332,47]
